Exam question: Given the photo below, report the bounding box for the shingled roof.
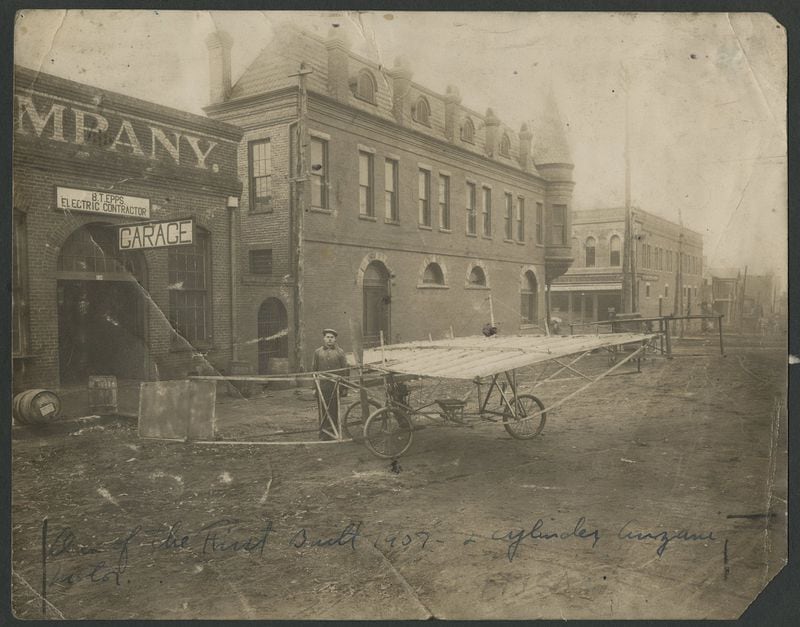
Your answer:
[226,23,571,172]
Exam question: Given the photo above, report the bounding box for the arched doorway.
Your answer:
[363,261,390,347]
[521,271,538,324]
[57,223,147,384]
[257,298,288,374]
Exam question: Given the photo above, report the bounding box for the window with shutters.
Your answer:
[482,186,492,237]
[355,69,376,103]
[384,159,399,222]
[466,182,477,235]
[520,271,538,324]
[359,151,374,217]
[610,235,621,267]
[249,139,272,212]
[310,137,328,209]
[585,237,596,267]
[504,193,513,240]
[418,169,431,227]
[249,249,273,275]
[168,229,211,345]
[413,97,431,125]
[438,174,450,230]
[551,204,567,245]
[535,202,543,244]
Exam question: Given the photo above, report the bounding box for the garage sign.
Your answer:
[118,218,194,250]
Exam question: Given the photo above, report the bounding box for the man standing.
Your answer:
[312,329,349,440]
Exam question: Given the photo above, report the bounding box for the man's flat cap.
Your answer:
[322,328,338,336]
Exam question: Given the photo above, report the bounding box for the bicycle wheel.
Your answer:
[363,407,414,459]
[342,397,381,441]
[503,394,546,439]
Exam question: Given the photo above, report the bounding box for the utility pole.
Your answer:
[289,62,313,371]
[740,265,748,329]
[674,208,684,337]
[621,63,635,314]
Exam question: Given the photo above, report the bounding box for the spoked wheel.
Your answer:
[363,407,414,459]
[503,394,546,439]
[342,398,381,441]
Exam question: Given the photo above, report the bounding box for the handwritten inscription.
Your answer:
[41,517,720,589]
[617,520,716,557]
[492,517,601,563]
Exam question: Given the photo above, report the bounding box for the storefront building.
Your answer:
[13,66,242,391]
[551,207,704,323]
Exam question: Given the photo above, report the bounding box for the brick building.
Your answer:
[204,25,575,372]
[12,66,242,391]
[550,207,704,323]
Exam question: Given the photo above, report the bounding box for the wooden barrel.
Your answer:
[13,389,62,425]
[88,375,118,414]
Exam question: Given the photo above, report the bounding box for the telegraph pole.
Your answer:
[289,62,313,371]
[674,207,684,336]
[621,64,635,313]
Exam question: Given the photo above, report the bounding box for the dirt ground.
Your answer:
[11,334,788,620]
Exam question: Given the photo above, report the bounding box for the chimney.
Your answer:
[389,56,413,124]
[206,30,233,104]
[518,122,532,170]
[484,108,501,157]
[444,85,461,141]
[325,26,351,102]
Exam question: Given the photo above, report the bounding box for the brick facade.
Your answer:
[551,207,704,322]
[206,25,575,370]
[12,67,242,391]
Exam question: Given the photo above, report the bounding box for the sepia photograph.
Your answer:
[9,8,789,620]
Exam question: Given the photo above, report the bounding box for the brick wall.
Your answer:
[13,163,236,389]
[301,241,546,368]
[12,69,242,390]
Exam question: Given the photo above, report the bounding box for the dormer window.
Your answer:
[354,69,376,104]
[461,118,475,143]
[499,133,511,157]
[413,96,431,126]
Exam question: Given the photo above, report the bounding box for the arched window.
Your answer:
[168,228,211,345]
[609,235,621,266]
[59,223,142,278]
[468,266,486,287]
[521,271,538,324]
[422,263,445,285]
[413,96,430,125]
[585,237,596,267]
[461,118,475,143]
[355,69,376,103]
[499,134,511,157]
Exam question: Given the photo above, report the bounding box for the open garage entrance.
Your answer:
[57,223,148,384]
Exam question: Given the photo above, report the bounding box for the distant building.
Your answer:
[204,25,575,372]
[705,268,740,324]
[741,273,777,332]
[550,207,704,323]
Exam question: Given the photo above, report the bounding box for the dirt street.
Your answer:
[11,336,787,620]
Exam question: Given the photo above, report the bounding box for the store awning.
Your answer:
[550,283,622,292]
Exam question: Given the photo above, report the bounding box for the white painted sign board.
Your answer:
[118,219,194,250]
[56,186,151,218]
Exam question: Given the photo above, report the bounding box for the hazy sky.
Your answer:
[14,10,787,279]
